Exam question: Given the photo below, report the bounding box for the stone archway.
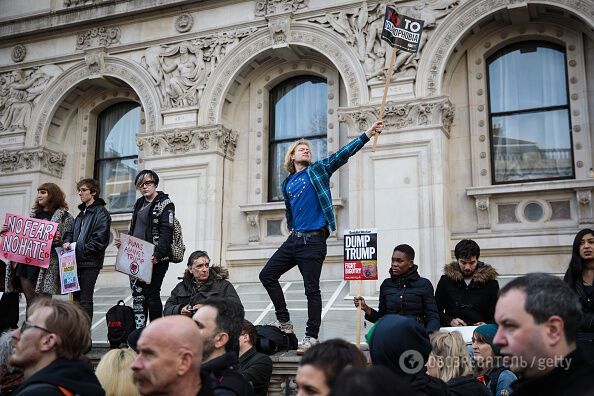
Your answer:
[416,0,594,97]
[28,56,161,147]
[199,23,369,126]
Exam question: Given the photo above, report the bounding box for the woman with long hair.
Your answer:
[564,228,594,363]
[426,331,489,395]
[2,183,73,307]
[472,324,516,396]
[96,348,139,396]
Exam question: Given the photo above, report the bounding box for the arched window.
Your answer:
[268,76,327,201]
[94,102,140,213]
[487,41,573,184]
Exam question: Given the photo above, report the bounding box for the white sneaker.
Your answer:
[296,336,319,355]
[268,319,294,334]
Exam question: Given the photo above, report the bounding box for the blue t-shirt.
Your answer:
[286,169,327,232]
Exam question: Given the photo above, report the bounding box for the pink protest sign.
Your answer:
[0,213,58,268]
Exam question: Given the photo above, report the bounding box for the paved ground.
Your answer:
[17,279,372,345]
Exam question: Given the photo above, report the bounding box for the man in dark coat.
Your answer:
[193,297,255,396]
[62,178,111,322]
[238,320,272,396]
[493,273,594,396]
[9,299,104,396]
[435,239,499,327]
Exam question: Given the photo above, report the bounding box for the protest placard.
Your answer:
[344,229,378,281]
[0,213,58,268]
[381,6,425,53]
[115,234,154,283]
[56,243,80,294]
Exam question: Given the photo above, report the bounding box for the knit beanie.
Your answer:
[474,323,500,355]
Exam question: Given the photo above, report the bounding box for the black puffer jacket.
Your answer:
[365,265,440,333]
[435,261,499,327]
[63,198,111,269]
[128,191,174,262]
[447,375,489,396]
[163,266,242,315]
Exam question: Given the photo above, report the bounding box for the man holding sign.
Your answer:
[259,121,383,355]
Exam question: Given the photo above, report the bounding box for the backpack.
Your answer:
[106,300,135,348]
[254,325,298,355]
[155,199,186,263]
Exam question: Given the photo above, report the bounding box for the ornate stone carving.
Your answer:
[84,49,106,75]
[255,0,308,16]
[268,14,292,48]
[175,14,194,33]
[137,125,238,158]
[0,65,62,133]
[64,0,105,6]
[11,44,26,63]
[576,189,594,224]
[475,195,491,230]
[141,28,257,109]
[309,1,458,82]
[339,97,455,135]
[246,212,260,242]
[0,147,66,177]
[76,27,121,50]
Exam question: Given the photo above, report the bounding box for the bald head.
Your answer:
[132,316,204,396]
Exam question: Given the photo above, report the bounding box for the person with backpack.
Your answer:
[472,324,516,396]
[62,178,111,323]
[163,250,241,316]
[238,320,273,396]
[115,170,175,329]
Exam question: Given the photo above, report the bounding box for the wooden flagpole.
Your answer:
[355,279,363,348]
[372,46,397,152]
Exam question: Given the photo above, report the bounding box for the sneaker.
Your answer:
[296,336,319,355]
[268,319,294,334]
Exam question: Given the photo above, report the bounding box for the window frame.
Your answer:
[485,40,574,185]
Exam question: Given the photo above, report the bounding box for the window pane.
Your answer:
[271,78,327,140]
[97,102,141,159]
[489,44,567,113]
[269,138,327,202]
[492,110,573,182]
[96,158,137,213]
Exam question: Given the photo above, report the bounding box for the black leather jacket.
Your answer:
[63,198,111,269]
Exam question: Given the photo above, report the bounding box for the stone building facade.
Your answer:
[1,0,593,298]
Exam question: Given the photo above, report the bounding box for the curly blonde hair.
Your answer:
[283,139,312,174]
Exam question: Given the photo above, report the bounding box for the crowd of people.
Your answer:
[1,124,594,395]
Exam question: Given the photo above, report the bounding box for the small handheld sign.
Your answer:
[344,228,378,348]
[115,234,154,283]
[373,6,425,152]
[0,213,58,268]
[56,243,80,294]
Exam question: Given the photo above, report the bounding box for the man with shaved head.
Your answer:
[131,315,213,396]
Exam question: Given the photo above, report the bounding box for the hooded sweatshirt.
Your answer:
[12,358,104,396]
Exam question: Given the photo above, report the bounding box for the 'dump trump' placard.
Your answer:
[0,213,58,268]
[344,229,378,281]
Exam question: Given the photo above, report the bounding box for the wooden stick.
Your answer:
[372,46,398,152]
[355,279,363,348]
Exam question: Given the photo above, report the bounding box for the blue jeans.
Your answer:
[259,233,327,338]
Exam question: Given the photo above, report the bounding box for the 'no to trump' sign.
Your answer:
[1,213,57,268]
[344,229,378,281]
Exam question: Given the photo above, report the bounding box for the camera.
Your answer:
[186,305,198,314]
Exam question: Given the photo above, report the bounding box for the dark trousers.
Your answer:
[259,233,327,338]
[73,267,101,323]
[130,262,169,329]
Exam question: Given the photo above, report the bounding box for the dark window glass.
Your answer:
[487,42,573,183]
[95,102,140,213]
[269,77,327,201]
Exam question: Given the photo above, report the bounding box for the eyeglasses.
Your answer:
[138,181,155,188]
[20,320,52,334]
[77,188,90,193]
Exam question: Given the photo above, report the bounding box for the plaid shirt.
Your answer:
[282,132,370,232]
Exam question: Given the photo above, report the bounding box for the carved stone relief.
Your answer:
[0,65,62,133]
[576,189,594,224]
[475,195,491,230]
[255,0,308,16]
[175,14,194,33]
[0,147,66,177]
[85,49,106,75]
[246,212,260,242]
[140,27,257,109]
[268,14,292,47]
[64,0,106,6]
[11,45,27,63]
[309,1,459,83]
[137,125,238,158]
[76,27,121,50]
[339,97,455,135]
